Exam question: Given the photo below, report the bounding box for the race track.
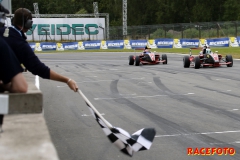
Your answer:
[37,52,240,160]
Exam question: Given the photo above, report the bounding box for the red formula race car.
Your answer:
[183,47,233,69]
[129,47,167,66]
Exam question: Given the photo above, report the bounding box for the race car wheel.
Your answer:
[194,56,201,69]
[162,54,167,64]
[135,56,140,66]
[226,55,233,67]
[183,55,190,68]
[129,55,134,65]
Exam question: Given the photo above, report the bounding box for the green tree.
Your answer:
[11,0,240,26]
[223,0,240,21]
[75,8,88,14]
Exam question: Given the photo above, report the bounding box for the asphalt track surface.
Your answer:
[37,52,240,160]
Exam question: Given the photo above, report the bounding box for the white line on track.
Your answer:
[228,109,239,111]
[82,113,105,117]
[85,76,98,78]
[56,77,145,87]
[155,130,240,138]
[215,79,231,81]
[119,93,137,96]
[76,69,120,73]
[137,81,152,84]
[94,93,194,100]
[210,141,240,145]
[183,93,194,95]
[109,69,119,70]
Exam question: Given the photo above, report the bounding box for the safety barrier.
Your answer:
[28,37,240,52]
[0,72,59,160]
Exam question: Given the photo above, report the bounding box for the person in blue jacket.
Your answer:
[0,37,28,133]
[0,35,28,93]
[0,5,28,133]
[0,3,27,93]
[0,8,78,92]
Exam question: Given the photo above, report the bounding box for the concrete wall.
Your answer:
[0,72,59,160]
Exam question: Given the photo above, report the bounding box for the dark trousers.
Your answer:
[0,114,4,127]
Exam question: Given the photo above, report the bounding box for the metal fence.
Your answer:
[109,21,240,40]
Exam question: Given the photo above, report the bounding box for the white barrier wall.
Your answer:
[25,18,105,41]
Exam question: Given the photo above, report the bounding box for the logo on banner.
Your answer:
[56,43,64,51]
[229,37,239,47]
[147,39,157,48]
[173,39,182,48]
[101,41,108,49]
[124,40,132,49]
[78,41,85,50]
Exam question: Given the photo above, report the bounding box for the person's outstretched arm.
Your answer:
[49,70,78,92]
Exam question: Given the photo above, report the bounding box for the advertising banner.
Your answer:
[229,37,239,47]
[129,40,147,49]
[199,39,208,47]
[56,42,78,51]
[207,38,229,47]
[181,39,199,48]
[26,18,105,41]
[100,40,124,49]
[83,40,101,50]
[39,42,57,51]
[155,38,173,48]
[28,37,239,52]
[147,39,158,49]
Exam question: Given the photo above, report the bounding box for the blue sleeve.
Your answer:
[0,38,23,84]
[0,27,50,79]
[19,41,51,79]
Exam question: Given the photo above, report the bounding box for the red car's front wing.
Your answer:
[189,55,232,67]
[201,62,232,67]
[134,55,166,65]
[141,60,166,64]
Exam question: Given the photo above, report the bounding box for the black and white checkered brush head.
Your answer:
[87,102,156,157]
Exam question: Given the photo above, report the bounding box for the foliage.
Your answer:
[75,8,88,14]
[11,0,240,26]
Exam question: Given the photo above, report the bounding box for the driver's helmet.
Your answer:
[206,48,211,54]
[144,46,151,53]
[203,45,208,49]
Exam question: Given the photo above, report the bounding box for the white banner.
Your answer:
[25,18,105,41]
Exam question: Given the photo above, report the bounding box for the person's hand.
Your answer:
[67,79,78,92]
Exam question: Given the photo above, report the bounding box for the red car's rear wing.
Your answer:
[135,48,152,50]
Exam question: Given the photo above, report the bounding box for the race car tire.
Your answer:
[129,55,134,65]
[226,55,233,67]
[135,56,140,66]
[183,55,190,68]
[194,56,201,69]
[162,54,167,64]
